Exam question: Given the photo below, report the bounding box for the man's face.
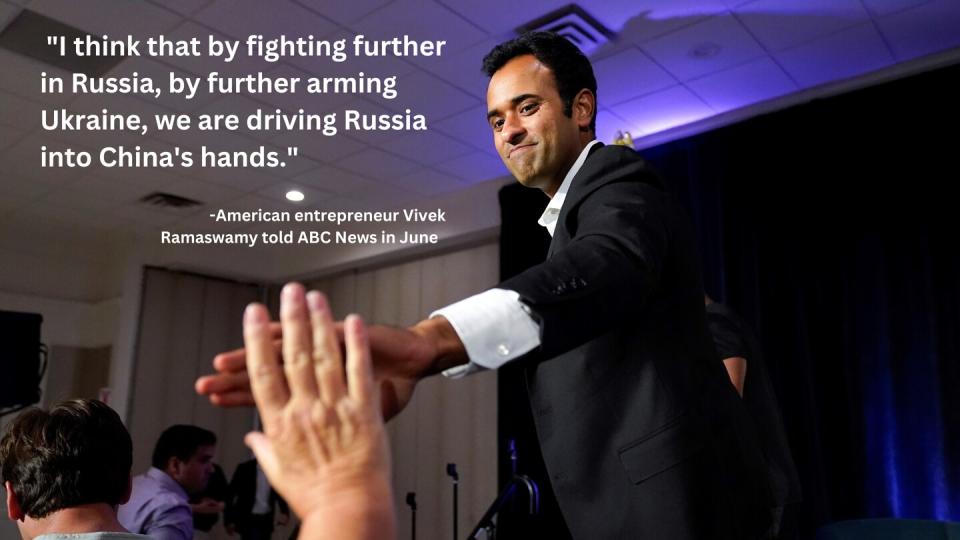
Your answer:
[486,54,587,195]
[171,444,215,494]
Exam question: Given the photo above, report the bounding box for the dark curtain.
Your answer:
[497,62,960,538]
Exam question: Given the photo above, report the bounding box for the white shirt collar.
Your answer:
[537,140,600,237]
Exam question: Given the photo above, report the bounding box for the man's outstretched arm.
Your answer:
[195,313,468,420]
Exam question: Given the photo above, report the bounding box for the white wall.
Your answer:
[306,241,500,540]
[0,290,120,348]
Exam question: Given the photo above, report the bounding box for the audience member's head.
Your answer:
[1,399,133,538]
[151,425,216,495]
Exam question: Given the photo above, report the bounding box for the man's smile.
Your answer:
[508,143,537,158]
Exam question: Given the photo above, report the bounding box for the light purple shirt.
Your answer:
[118,468,193,540]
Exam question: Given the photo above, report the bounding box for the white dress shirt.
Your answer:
[437,140,600,377]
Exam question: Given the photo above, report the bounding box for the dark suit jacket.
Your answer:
[499,144,773,539]
[225,459,288,529]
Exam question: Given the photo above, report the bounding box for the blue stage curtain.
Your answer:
[643,62,960,537]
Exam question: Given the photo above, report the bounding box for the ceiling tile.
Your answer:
[36,184,124,212]
[610,85,714,135]
[0,49,74,105]
[0,193,27,219]
[595,108,634,145]
[64,92,176,149]
[80,143,189,188]
[734,0,870,51]
[215,192,289,213]
[380,69,479,120]
[0,171,60,199]
[196,92,264,123]
[108,56,220,112]
[593,47,676,105]
[775,22,894,88]
[0,90,44,130]
[335,147,421,179]
[687,56,796,112]
[384,167,467,196]
[434,0,569,35]
[431,104,496,154]
[875,0,960,61]
[193,0,337,41]
[334,180,420,210]
[27,0,182,38]
[592,0,730,41]
[350,0,488,55]
[0,123,27,152]
[65,172,160,205]
[861,0,933,17]
[283,28,419,81]
[432,151,507,184]
[144,0,213,17]
[416,37,498,100]
[258,63,357,113]
[291,164,382,195]
[379,129,473,166]
[108,203,183,227]
[292,0,392,26]
[640,14,767,81]
[0,1,17,26]
[180,160,279,192]
[161,20,269,78]
[2,133,87,185]
[271,129,366,164]
[15,201,123,231]
[170,206,248,232]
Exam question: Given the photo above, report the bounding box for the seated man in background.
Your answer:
[0,398,148,540]
[119,425,217,540]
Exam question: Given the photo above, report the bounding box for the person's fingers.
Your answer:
[195,371,251,395]
[244,303,289,425]
[244,431,281,485]
[344,314,376,409]
[307,291,346,404]
[212,348,247,373]
[208,390,256,407]
[214,336,283,373]
[280,283,320,400]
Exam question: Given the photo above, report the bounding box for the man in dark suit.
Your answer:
[224,459,289,540]
[199,31,772,539]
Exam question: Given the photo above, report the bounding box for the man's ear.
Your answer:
[166,456,181,477]
[6,481,25,521]
[573,88,596,132]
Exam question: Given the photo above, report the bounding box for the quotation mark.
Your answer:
[47,35,66,56]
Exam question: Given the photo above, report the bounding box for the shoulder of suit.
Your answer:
[577,144,662,191]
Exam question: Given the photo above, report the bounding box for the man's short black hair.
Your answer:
[151,424,216,469]
[482,31,598,133]
[0,399,133,518]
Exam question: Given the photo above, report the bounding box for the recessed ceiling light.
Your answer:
[285,190,305,202]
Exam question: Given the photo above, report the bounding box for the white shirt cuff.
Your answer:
[431,288,541,378]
